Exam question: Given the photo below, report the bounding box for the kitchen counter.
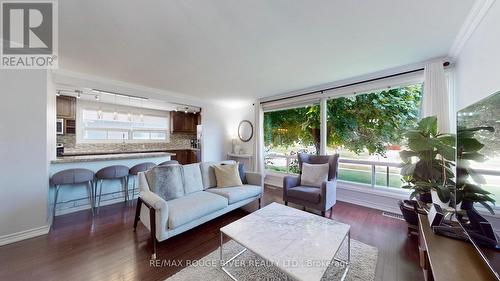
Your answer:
[61,148,199,157]
[51,152,175,164]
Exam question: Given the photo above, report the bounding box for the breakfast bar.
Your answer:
[50,152,174,216]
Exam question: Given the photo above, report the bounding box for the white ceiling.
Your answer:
[59,0,475,106]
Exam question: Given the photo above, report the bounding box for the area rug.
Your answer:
[166,239,377,281]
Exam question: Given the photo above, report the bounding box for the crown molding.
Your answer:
[449,0,496,59]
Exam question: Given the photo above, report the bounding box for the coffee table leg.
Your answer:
[220,231,223,267]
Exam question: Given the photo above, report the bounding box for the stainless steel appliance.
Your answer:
[56,118,64,135]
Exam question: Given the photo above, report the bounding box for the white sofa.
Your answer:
[133,160,263,258]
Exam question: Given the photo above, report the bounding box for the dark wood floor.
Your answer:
[0,187,422,281]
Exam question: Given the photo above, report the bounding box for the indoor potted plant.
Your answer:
[456,126,496,214]
[400,116,456,207]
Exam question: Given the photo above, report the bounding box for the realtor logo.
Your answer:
[1,1,58,68]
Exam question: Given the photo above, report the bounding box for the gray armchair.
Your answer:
[283,153,339,217]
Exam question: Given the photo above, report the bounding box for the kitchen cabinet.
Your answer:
[167,149,201,165]
[171,112,199,134]
[56,95,76,119]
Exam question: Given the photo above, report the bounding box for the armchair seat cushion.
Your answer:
[206,184,262,204]
[287,185,321,203]
[167,191,228,229]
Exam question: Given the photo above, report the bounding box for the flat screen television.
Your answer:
[457,90,500,279]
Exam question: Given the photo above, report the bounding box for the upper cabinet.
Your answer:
[171,112,199,134]
[56,95,76,119]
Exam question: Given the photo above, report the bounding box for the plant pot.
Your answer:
[460,200,474,210]
[417,192,432,204]
[431,190,450,209]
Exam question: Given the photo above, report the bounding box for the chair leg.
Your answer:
[302,206,306,211]
[87,181,94,217]
[321,211,325,217]
[258,198,261,209]
[150,207,157,259]
[329,207,333,219]
[284,201,288,206]
[123,177,128,203]
[134,197,142,231]
[52,185,60,223]
[97,180,103,214]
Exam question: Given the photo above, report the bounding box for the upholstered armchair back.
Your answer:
[297,153,340,181]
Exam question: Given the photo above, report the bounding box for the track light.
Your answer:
[95,95,99,101]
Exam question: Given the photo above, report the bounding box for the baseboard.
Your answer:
[0,224,50,246]
[56,195,136,216]
[337,195,402,215]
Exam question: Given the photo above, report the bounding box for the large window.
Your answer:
[327,84,422,188]
[79,107,169,143]
[263,83,423,190]
[264,103,320,173]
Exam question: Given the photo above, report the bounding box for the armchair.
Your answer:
[283,153,339,217]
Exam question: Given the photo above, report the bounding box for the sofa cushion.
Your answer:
[145,165,184,201]
[200,160,235,189]
[182,163,204,194]
[287,185,321,203]
[167,191,228,229]
[206,184,262,204]
[300,162,329,188]
[214,163,243,188]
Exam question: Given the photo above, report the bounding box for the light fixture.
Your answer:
[56,91,61,96]
[139,99,144,122]
[113,94,117,120]
[76,90,82,99]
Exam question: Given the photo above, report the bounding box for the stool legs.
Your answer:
[97,179,104,214]
[52,185,60,222]
[86,180,94,217]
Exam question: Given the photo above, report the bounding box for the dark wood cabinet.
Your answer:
[171,112,199,134]
[167,149,201,165]
[56,95,76,119]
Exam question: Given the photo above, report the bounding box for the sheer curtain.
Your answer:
[253,101,265,173]
[422,60,451,132]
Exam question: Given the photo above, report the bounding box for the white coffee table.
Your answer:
[219,203,351,281]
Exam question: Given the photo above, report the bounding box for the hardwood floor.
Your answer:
[0,186,422,281]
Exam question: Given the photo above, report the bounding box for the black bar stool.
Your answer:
[159,160,179,166]
[51,168,95,221]
[128,162,156,200]
[94,165,129,214]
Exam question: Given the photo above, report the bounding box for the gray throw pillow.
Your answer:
[182,163,204,194]
[145,165,184,201]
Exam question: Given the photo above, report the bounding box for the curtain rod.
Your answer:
[260,61,449,105]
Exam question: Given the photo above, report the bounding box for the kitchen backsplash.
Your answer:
[58,133,196,155]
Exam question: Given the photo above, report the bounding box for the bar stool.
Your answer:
[128,162,156,201]
[159,160,179,166]
[94,165,129,214]
[51,168,95,221]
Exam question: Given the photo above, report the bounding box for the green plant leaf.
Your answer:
[418,116,438,135]
[458,137,485,152]
[479,201,495,215]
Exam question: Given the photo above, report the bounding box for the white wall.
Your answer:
[456,1,500,109]
[201,103,255,163]
[0,70,51,243]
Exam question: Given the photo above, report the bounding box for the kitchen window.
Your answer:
[78,107,170,143]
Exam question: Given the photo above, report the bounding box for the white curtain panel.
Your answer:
[422,61,451,133]
[253,102,265,173]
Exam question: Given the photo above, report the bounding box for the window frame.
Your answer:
[76,100,170,144]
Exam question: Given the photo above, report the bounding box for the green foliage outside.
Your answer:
[264,84,422,156]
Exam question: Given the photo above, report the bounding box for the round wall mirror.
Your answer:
[238,120,254,142]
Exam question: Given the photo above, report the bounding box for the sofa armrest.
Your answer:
[245,172,263,187]
[321,179,337,209]
[283,175,300,189]
[140,190,167,210]
[139,190,169,241]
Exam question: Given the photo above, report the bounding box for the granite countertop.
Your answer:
[61,148,200,157]
[51,152,175,164]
